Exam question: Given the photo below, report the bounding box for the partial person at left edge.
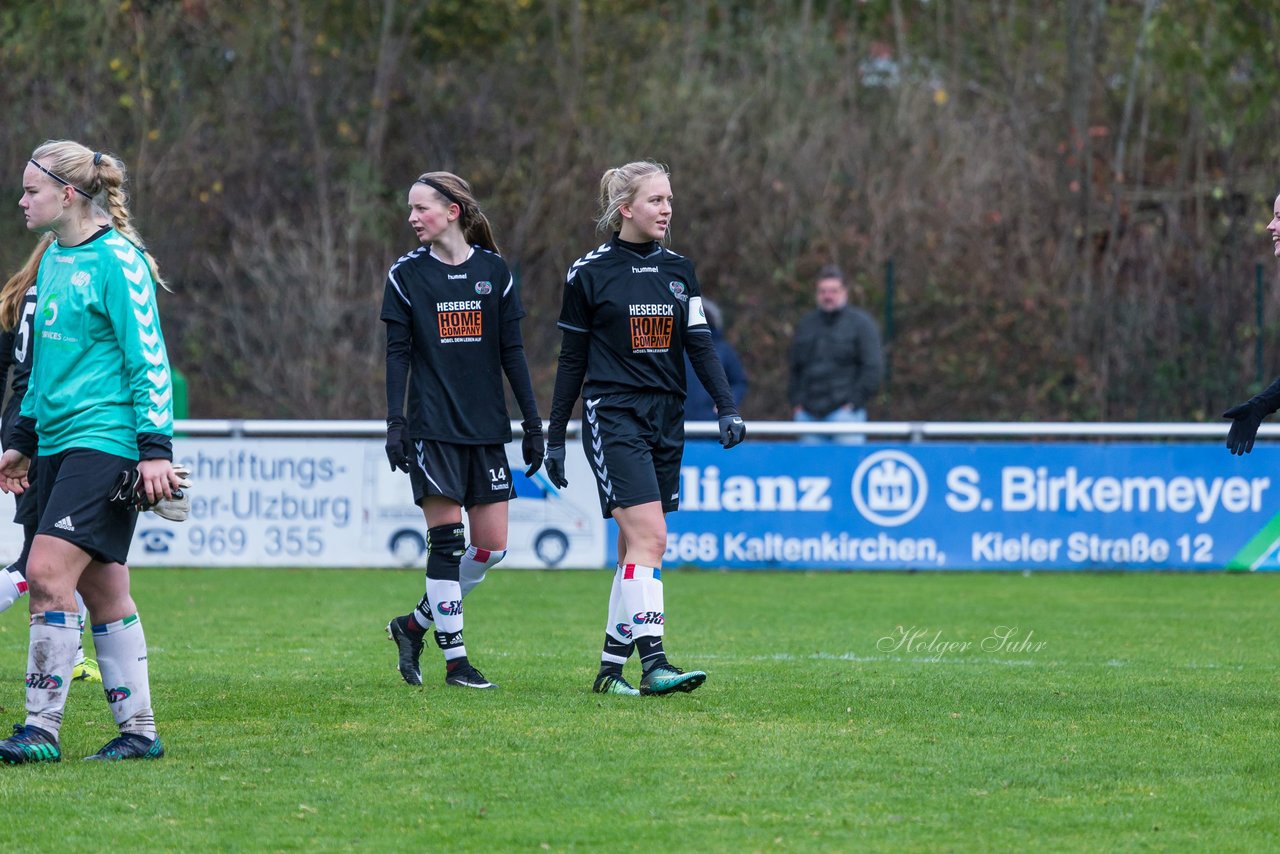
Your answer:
[0,231,100,685]
[0,140,182,764]
[1225,193,1280,455]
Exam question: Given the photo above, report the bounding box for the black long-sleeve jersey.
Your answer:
[381,245,539,445]
[557,237,709,397]
[0,286,36,448]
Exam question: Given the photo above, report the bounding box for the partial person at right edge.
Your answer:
[789,264,884,444]
[1225,193,1280,455]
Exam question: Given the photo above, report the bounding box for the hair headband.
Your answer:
[29,159,94,201]
[415,176,463,209]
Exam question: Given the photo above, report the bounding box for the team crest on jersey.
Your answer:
[71,271,90,287]
[474,281,492,295]
[668,281,688,302]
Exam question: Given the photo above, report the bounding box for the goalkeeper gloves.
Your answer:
[110,462,192,522]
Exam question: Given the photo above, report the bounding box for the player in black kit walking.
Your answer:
[382,171,543,689]
[546,161,746,696]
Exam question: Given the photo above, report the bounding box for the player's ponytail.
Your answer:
[596,160,670,235]
[29,140,167,290]
[0,234,53,331]
[415,171,501,256]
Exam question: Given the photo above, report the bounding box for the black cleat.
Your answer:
[445,663,496,689]
[84,732,164,761]
[0,724,60,764]
[387,615,424,685]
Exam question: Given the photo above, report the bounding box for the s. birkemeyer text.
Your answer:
[946,466,1269,523]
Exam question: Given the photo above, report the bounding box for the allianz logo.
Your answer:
[680,466,831,511]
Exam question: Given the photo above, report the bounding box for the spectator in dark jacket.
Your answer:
[789,265,883,443]
[684,298,748,422]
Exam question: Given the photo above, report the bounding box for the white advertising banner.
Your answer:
[0,438,607,569]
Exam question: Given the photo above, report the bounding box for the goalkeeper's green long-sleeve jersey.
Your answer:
[20,228,173,460]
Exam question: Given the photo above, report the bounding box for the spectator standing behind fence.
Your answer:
[788,265,884,444]
[683,298,747,423]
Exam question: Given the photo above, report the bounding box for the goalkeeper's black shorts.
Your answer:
[408,439,514,509]
[34,448,139,565]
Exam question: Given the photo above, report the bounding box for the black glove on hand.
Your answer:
[1224,401,1266,455]
[718,415,747,449]
[522,422,545,477]
[545,444,568,489]
[385,417,412,472]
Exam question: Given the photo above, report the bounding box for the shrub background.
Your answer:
[3,1,1278,422]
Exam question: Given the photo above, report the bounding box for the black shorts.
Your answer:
[13,458,37,527]
[409,440,513,509]
[34,448,139,565]
[581,391,684,518]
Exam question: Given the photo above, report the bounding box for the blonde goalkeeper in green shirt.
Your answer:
[0,139,185,764]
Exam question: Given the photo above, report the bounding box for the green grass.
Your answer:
[0,569,1276,852]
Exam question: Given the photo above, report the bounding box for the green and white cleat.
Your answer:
[84,732,164,761]
[639,664,707,696]
[0,724,61,765]
[592,672,640,696]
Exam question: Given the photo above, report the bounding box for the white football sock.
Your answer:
[92,614,157,739]
[459,546,505,598]
[601,564,634,665]
[618,564,664,640]
[0,568,26,614]
[25,611,81,737]
[426,578,467,662]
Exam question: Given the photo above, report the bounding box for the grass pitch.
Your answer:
[0,568,1276,852]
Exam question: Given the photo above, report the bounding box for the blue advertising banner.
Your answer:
[617,442,1280,571]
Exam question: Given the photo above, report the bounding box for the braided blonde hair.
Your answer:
[29,140,165,289]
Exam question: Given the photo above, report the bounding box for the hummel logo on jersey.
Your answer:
[55,516,75,532]
[447,273,467,280]
[631,266,658,273]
